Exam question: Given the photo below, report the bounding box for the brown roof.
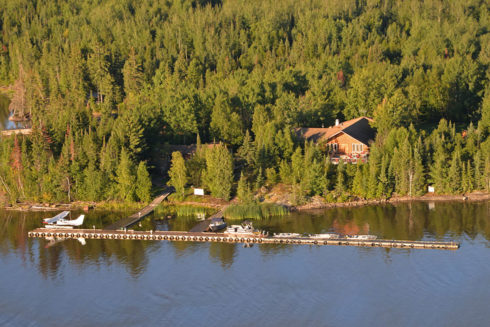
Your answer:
[295,117,375,145]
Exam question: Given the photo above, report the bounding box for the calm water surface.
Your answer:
[1,201,489,327]
[0,94,25,130]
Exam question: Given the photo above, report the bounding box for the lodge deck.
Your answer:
[104,187,174,230]
[28,228,460,250]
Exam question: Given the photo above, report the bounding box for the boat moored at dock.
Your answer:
[225,224,255,235]
[273,233,301,238]
[209,217,227,232]
[310,233,340,239]
[345,234,377,240]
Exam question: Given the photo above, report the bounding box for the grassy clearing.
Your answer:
[224,203,288,220]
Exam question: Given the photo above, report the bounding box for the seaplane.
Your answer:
[43,211,85,229]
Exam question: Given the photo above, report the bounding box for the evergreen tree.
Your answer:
[116,148,136,202]
[474,151,484,190]
[255,167,264,190]
[237,172,253,203]
[335,160,345,195]
[447,151,462,193]
[238,130,255,166]
[203,144,233,200]
[136,161,152,202]
[430,143,449,194]
[265,167,278,186]
[123,48,144,99]
[168,151,188,200]
[461,161,474,193]
[279,160,293,184]
[412,141,426,195]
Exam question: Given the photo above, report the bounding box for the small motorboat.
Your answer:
[310,233,340,239]
[209,217,227,232]
[225,221,256,235]
[345,234,377,240]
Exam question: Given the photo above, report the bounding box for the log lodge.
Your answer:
[295,117,376,164]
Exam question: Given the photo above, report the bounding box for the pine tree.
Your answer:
[462,161,474,193]
[237,172,253,203]
[291,147,303,184]
[116,148,136,202]
[484,156,490,192]
[136,161,152,202]
[203,144,233,200]
[238,130,255,166]
[279,160,293,184]
[123,47,144,99]
[352,164,365,198]
[474,151,484,190]
[447,150,462,193]
[335,160,345,195]
[168,151,188,200]
[412,142,426,195]
[430,143,449,194]
[255,167,264,190]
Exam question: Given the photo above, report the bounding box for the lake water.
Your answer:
[1,201,489,326]
[0,94,25,130]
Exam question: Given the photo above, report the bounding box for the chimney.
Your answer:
[335,119,340,126]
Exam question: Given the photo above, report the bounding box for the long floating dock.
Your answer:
[104,187,174,230]
[28,228,460,250]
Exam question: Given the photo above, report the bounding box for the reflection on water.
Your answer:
[1,201,490,326]
[1,201,489,277]
[0,94,27,130]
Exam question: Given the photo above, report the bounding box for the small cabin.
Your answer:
[295,117,375,163]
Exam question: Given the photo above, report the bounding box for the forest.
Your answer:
[0,0,489,205]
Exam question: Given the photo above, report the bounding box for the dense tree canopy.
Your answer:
[0,0,489,204]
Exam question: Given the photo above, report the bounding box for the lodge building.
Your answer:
[295,117,376,163]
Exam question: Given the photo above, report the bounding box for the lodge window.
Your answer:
[352,144,363,152]
[327,143,338,152]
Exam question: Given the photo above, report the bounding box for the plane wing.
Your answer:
[43,211,70,224]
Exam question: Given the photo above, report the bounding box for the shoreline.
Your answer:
[293,192,490,211]
[4,192,489,213]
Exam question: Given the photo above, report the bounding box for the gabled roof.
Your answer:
[295,117,375,145]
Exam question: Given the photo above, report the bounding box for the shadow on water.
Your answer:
[0,201,489,279]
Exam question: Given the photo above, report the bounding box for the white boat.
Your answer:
[43,211,85,228]
[345,234,377,240]
[310,233,340,239]
[272,233,301,238]
[225,222,255,235]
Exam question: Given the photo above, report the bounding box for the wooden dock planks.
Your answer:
[104,187,174,230]
[28,228,460,250]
